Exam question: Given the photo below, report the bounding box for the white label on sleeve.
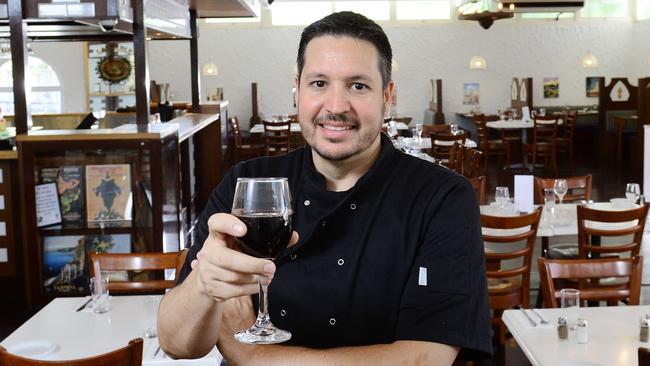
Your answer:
[0,248,7,263]
[0,195,4,210]
[0,168,3,183]
[418,267,427,286]
[0,222,6,236]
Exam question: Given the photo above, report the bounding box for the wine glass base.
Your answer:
[235,323,291,344]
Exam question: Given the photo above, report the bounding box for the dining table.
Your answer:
[503,305,650,366]
[0,295,223,365]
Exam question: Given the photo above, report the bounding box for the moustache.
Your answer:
[314,113,358,126]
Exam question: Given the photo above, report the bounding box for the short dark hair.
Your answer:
[297,11,392,89]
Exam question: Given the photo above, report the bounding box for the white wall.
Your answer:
[29,18,650,124]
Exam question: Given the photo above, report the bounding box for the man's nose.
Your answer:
[324,84,350,115]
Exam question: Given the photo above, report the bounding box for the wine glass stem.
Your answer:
[255,275,271,327]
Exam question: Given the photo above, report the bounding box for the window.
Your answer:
[396,0,450,20]
[271,2,332,25]
[579,0,630,18]
[638,0,650,20]
[334,1,390,20]
[0,56,62,115]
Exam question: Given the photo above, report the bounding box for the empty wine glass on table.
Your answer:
[626,183,641,203]
[554,179,568,204]
[495,186,509,212]
[231,177,293,344]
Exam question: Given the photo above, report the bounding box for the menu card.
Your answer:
[514,175,534,214]
[35,183,62,227]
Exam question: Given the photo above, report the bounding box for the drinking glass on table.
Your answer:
[142,296,160,338]
[543,188,556,224]
[560,288,580,330]
[90,276,110,314]
[415,122,423,141]
[626,183,641,203]
[450,124,459,135]
[231,177,293,344]
[495,186,509,211]
[554,179,568,204]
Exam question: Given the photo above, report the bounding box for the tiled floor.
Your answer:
[0,134,643,365]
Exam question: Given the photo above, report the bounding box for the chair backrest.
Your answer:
[639,347,650,366]
[533,175,592,204]
[577,203,649,258]
[89,249,188,294]
[471,114,489,150]
[463,148,483,178]
[228,116,243,148]
[384,117,412,125]
[447,142,465,174]
[430,130,468,162]
[0,338,143,366]
[262,119,291,156]
[468,175,486,205]
[562,110,577,140]
[421,124,451,137]
[532,114,559,145]
[481,206,543,309]
[538,256,642,308]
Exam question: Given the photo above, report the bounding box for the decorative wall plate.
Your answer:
[97,55,131,84]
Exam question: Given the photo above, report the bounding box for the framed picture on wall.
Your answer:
[543,77,559,98]
[463,83,480,105]
[586,77,600,97]
[85,164,132,222]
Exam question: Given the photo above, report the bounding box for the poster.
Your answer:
[586,77,599,98]
[543,77,559,98]
[463,83,480,105]
[86,164,132,222]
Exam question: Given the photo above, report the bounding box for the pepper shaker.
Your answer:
[557,316,568,341]
[641,318,649,342]
[576,318,588,344]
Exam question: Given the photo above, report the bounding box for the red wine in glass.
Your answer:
[231,177,293,344]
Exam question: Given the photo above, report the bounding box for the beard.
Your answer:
[304,112,381,162]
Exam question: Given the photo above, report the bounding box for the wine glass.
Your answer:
[626,183,641,203]
[554,179,568,204]
[495,186,509,211]
[231,177,293,344]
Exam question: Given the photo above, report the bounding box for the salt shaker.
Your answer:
[641,318,649,342]
[576,318,588,344]
[557,316,568,341]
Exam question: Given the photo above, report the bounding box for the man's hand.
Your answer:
[193,213,299,302]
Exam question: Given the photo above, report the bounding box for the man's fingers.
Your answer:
[207,213,246,242]
[212,246,276,276]
[287,231,300,248]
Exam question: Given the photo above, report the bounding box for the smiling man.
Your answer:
[158,11,491,365]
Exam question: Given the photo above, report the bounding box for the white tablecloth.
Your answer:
[0,296,222,365]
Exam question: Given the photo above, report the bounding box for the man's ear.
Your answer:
[383,81,395,111]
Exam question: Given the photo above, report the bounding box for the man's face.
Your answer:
[296,35,393,162]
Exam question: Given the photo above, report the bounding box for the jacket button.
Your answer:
[350,203,357,210]
[321,220,326,227]
[337,259,344,266]
[329,318,336,325]
[290,253,298,260]
[304,200,311,206]
[280,309,287,317]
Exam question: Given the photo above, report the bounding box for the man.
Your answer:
[158,11,491,365]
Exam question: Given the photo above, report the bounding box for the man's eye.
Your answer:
[352,83,367,91]
[313,81,325,88]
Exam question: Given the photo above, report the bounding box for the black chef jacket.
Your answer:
[178,133,492,359]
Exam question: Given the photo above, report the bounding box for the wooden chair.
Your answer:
[228,116,264,164]
[89,249,188,294]
[522,115,559,176]
[538,256,642,308]
[481,207,542,350]
[577,203,649,259]
[472,113,507,175]
[639,347,650,366]
[463,147,483,179]
[262,119,292,156]
[0,338,143,366]
[447,142,465,174]
[533,175,592,205]
[555,111,577,167]
[421,124,451,136]
[469,175,486,205]
[430,130,468,165]
[383,116,412,125]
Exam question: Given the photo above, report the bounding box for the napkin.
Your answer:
[514,175,534,214]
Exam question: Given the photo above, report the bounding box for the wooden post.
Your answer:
[434,79,444,124]
[133,0,150,130]
[8,0,31,134]
[190,9,201,113]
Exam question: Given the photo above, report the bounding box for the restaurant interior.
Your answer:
[0,0,649,365]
